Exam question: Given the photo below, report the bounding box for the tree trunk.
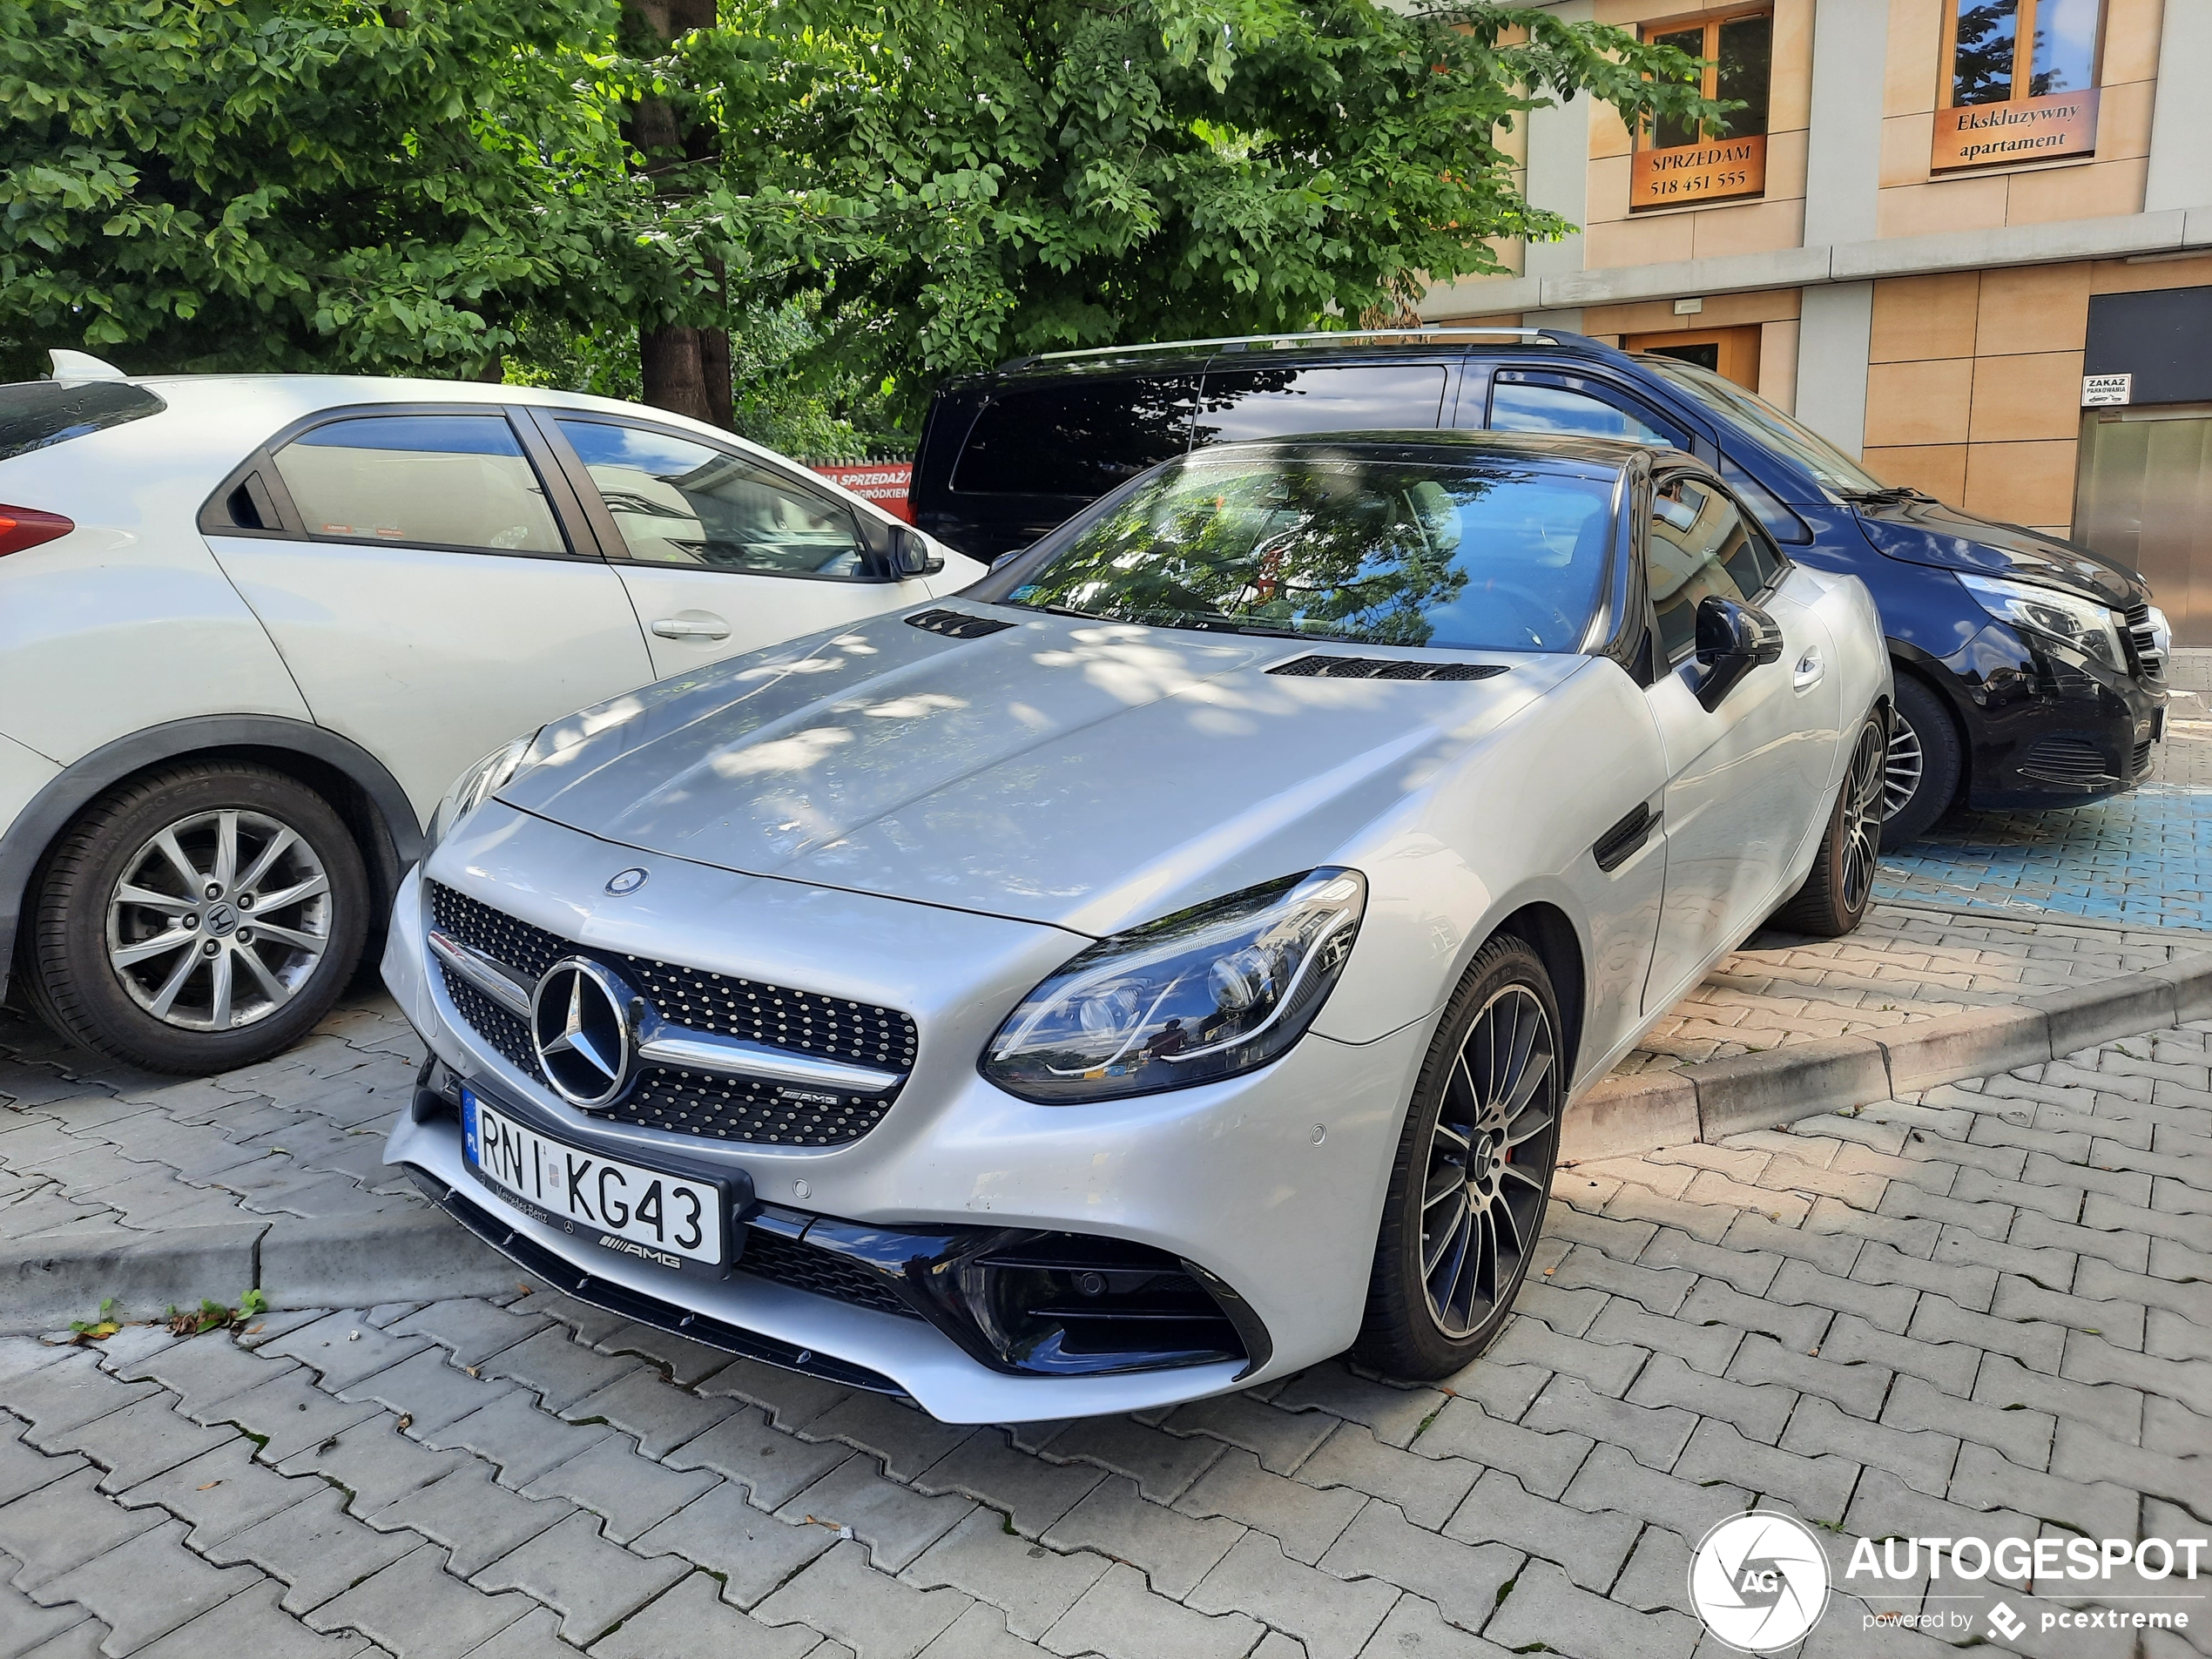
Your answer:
[698,326,732,431]
[626,0,728,424]
[639,326,715,425]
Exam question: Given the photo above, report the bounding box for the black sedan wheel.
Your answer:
[1359,935,1562,1379]
[1880,675,1962,844]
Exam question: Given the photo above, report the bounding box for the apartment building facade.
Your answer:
[1420,0,2212,642]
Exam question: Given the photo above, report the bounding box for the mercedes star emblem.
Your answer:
[530,957,637,1109]
[605,867,649,895]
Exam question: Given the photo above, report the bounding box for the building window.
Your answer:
[1632,10,1771,212]
[1933,0,2102,170]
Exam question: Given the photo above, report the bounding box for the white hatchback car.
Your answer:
[0,354,981,1074]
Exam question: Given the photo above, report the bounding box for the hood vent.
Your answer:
[907,608,1014,640]
[1269,654,1507,682]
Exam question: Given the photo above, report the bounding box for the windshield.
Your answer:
[984,450,1619,652]
[1635,355,1885,496]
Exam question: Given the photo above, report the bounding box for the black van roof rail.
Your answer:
[996,326,1580,372]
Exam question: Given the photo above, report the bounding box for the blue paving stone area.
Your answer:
[1874,784,2212,928]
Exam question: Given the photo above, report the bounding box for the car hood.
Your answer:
[1854,496,2148,609]
[496,608,1574,938]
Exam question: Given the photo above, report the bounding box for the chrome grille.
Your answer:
[2133,738,2154,776]
[428,881,915,1149]
[2125,604,2163,684]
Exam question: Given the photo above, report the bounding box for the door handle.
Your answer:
[1792,648,1824,692]
[651,617,732,641]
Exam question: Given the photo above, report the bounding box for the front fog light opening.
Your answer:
[983,868,1366,1103]
[940,1233,1269,1378]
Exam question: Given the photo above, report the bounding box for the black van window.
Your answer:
[1192,363,1448,444]
[952,377,1197,496]
[1490,377,1688,448]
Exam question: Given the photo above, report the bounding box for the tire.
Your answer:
[24,761,369,1074]
[1772,709,1887,939]
[1356,934,1564,1380]
[1880,674,1962,844]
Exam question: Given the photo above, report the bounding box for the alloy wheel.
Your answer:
[1841,718,1887,913]
[105,809,333,1031]
[1419,984,1559,1339]
[1881,712,1924,821]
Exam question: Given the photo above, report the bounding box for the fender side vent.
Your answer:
[1269,655,1507,682]
[1592,802,1657,873]
[907,608,1014,640]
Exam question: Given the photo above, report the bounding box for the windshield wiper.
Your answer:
[1839,485,1932,507]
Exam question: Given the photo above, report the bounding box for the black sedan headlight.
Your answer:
[982,869,1366,1103]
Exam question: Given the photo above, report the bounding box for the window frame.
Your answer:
[1932,0,2106,171]
[1631,5,1774,212]
[1642,455,1791,670]
[199,403,595,563]
[1937,0,2106,114]
[526,408,901,584]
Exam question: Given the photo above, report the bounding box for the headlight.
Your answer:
[426,732,539,852]
[982,869,1366,1103]
[1958,573,2123,670]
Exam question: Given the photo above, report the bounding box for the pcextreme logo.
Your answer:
[1689,1511,1831,1653]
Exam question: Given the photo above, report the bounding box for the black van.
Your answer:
[912,329,2170,841]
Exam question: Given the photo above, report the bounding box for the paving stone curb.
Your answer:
[2,1208,520,1336]
[1564,947,2212,1163]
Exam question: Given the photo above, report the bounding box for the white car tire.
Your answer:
[24,761,368,1074]
[1357,934,1564,1380]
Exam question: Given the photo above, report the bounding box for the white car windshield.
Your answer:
[991,451,1619,652]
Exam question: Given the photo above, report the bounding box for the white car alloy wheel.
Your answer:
[1420,982,1560,1339]
[105,807,334,1030]
[1839,718,1887,914]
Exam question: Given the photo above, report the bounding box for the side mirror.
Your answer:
[892,525,943,578]
[1691,595,1784,711]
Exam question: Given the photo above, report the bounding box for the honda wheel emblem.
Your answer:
[531,958,637,1109]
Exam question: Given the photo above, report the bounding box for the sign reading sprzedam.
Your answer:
[1631,133,1767,211]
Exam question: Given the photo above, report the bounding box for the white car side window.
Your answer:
[1649,477,1770,662]
[557,419,869,580]
[273,414,564,554]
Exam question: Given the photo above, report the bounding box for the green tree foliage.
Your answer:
[0,0,636,371]
[2,0,1716,429]
[773,1,1712,411]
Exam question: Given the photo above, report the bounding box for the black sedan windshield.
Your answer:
[988,451,1619,652]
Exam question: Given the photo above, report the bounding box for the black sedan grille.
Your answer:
[427,882,915,1149]
[2018,736,2114,786]
[2125,604,2163,684]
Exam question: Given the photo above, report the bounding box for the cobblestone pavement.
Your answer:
[1874,656,2212,930]
[1623,902,2212,1076]
[2,1003,2207,1658]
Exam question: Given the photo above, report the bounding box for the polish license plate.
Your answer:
[462,1089,725,1272]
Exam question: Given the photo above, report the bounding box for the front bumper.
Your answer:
[381,810,1430,1421]
[1939,625,2169,811]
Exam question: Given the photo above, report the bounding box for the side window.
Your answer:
[951,377,1197,497]
[556,420,868,579]
[1490,378,1687,449]
[272,414,564,553]
[1648,475,1777,661]
[1191,364,1448,444]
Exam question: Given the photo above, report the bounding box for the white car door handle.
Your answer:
[1792,648,1824,692]
[651,617,731,641]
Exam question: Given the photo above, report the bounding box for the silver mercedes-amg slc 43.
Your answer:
[383,431,1889,1421]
